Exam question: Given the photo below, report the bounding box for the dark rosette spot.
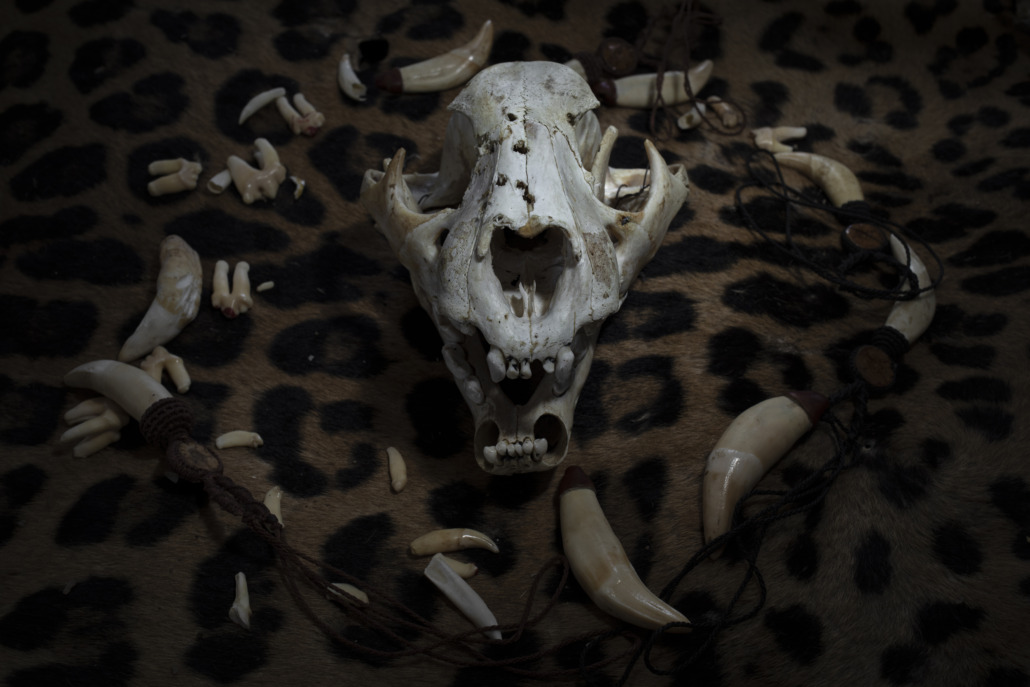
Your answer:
[89,72,189,133]
[9,143,107,201]
[0,101,62,165]
[0,30,49,91]
[69,37,145,93]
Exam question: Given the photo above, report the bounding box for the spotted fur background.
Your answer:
[2,0,1029,685]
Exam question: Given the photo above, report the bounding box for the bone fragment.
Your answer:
[386,446,407,492]
[118,235,202,362]
[338,53,367,101]
[559,466,691,632]
[211,260,253,318]
[424,553,501,640]
[227,138,286,204]
[376,20,493,93]
[207,168,232,194]
[752,126,807,154]
[229,571,252,630]
[277,93,325,136]
[264,486,283,526]
[603,59,713,108]
[703,392,828,549]
[216,430,264,449]
[59,397,130,457]
[410,528,499,556]
[147,158,202,196]
[239,87,286,125]
[256,281,275,292]
[64,360,172,422]
[329,582,368,605]
[140,345,190,393]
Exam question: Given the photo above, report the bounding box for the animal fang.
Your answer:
[409,528,499,556]
[375,20,493,94]
[424,553,502,640]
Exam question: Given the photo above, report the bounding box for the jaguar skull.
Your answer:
[360,61,688,474]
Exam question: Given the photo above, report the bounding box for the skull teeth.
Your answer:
[483,436,548,465]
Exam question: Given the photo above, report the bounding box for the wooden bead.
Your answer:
[852,344,895,390]
[843,223,889,253]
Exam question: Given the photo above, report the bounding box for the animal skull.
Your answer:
[360,61,688,474]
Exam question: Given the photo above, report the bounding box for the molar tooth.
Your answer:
[487,347,507,383]
[542,358,555,374]
[239,87,286,125]
[410,528,500,555]
[59,397,130,458]
[376,20,493,94]
[442,343,470,380]
[147,158,202,196]
[533,437,547,457]
[229,571,252,630]
[290,93,325,136]
[211,260,253,318]
[424,553,502,640]
[464,377,484,405]
[118,235,202,362]
[227,138,286,204]
[140,345,190,393]
[338,53,367,101]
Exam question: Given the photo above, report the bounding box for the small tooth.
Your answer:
[521,438,533,455]
[519,359,532,379]
[553,347,575,395]
[534,437,548,456]
[464,377,484,405]
[483,445,498,464]
[513,441,524,457]
[543,358,555,374]
[442,343,470,380]
[506,358,520,380]
[487,347,507,383]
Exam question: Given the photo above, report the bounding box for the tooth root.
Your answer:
[553,347,575,395]
[211,260,253,318]
[703,392,829,551]
[442,343,470,380]
[140,345,191,393]
[752,126,807,154]
[464,377,484,405]
[487,346,507,383]
[410,528,500,555]
[229,572,252,630]
[118,235,202,362]
[559,466,691,632]
[71,430,122,458]
[424,553,501,640]
[64,360,173,422]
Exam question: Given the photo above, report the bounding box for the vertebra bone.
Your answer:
[147,158,202,196]
[140,345,190,393]
[338,53,367,101]
[409,528,499,556]
[375,20,493,94]
[360,61,688,474]
[703,392,828,548]
[118,235,202,362]
[211,260,253,318]
[559,466,691,632]
[424,553,501,640]
[227,138,286,204]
